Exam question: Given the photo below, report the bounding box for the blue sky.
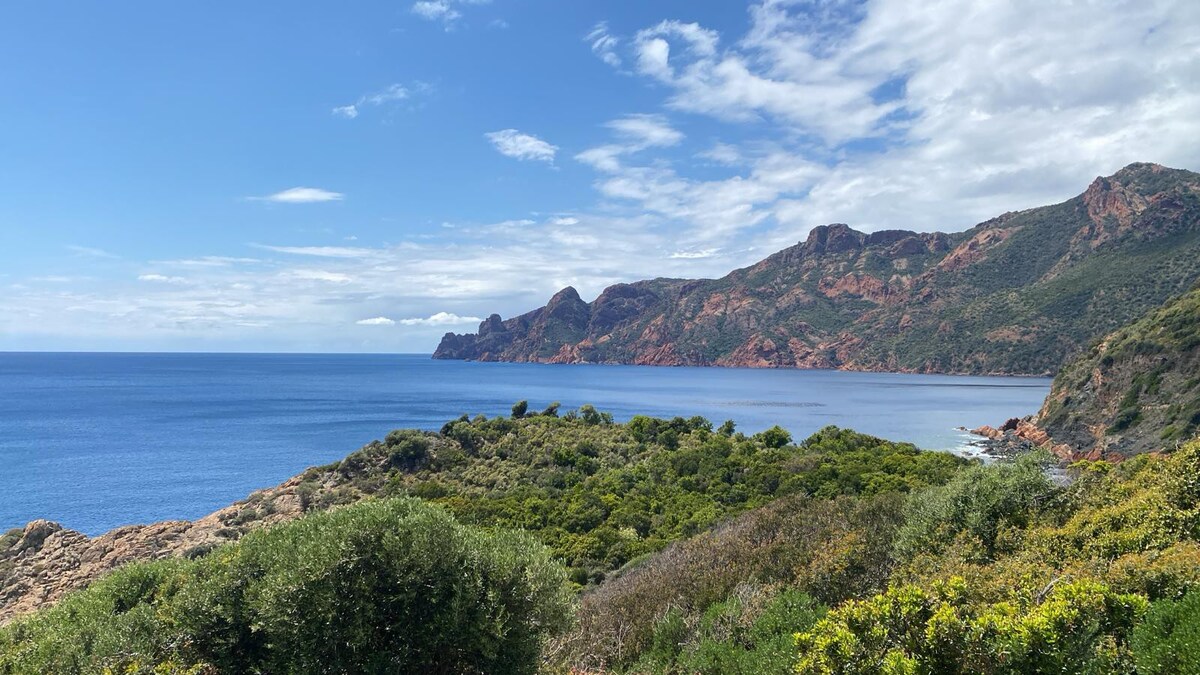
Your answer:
[1,0,1198,352]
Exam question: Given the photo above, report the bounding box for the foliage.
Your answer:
[10,405,1200,674]
[893,453,1057,562]
[294,412,962,585]
[1132,590,1200,675]
[0,498,571,674]
[1041,281,1200,456]
[631,589,826,674]
[555,493,904,671]
[560,436,1200,672]
[794,577,1147,674]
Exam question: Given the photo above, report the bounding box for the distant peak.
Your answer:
[547,286,583,304]
[1112,161,1165,177]
[804,223,866,254]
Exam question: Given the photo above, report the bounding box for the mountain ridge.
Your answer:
[435,163,1200,376]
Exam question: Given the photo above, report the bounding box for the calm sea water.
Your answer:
[0,353,1049,535]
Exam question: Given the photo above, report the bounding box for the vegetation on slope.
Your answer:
[1038,282,1200,457]
[0,498,571,674]
[555,440,1200,673]
[297,409,962,585]
[0,409,964,626]
[5,406,1200,673]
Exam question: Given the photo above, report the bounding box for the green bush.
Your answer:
[0,498,572,674]
[637,589,825,674]
[893,453,1056,562]
[795,577,1147,674]
[1133,591,1200,674]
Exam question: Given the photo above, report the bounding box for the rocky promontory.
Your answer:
[437,163,1200,377]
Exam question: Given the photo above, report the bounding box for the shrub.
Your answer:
[795,577,1148,674]
[1133,590,1200,675]
[754,425,792,449]
[894,453,1056,563]
[0,498,572,675]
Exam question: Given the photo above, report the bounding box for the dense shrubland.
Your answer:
[554,441,1200,673]
[292,412,962,585]
[3,408,1200,673]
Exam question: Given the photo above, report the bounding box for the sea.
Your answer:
[0,353,1050,535]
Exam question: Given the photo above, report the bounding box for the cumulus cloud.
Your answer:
[356,317,396,326]
[398,312,484,326]
[581,0,1200,246]
[485,129,558,163]
[253,187,344,204]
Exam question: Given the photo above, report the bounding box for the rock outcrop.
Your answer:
[436,163,1200,376]
[0,476,308,624]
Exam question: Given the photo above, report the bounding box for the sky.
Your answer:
[1,0,1198,353]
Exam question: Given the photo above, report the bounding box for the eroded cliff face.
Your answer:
[436,163,1200,376]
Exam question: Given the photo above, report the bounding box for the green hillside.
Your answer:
[1039,282,1200,458]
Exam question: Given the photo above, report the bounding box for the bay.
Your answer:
[0,353,1049,535]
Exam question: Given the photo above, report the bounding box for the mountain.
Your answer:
[435,163,1200,375]
[1033,282,1200,459]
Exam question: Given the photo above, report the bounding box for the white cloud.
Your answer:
[669,249,719,259]
[606,114,684,148]
[66,245,118,259]
[411,0,490,28]
[398,312,483,326]
[699,142,742,165]
[137,274,188,284]
[256,245,375,258]
[285,270,353,284]
[587,22,621,67]
[577,0,1200,246]
[154,256,261,267]
[356,316,396,326]
[485,129,558,163]
[254,187,344,204]
[412,1,460,23]
[361,84,409,105]
[333,84,414,120]
[576,114,684,173]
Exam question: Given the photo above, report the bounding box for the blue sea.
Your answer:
[0,353,1050,535]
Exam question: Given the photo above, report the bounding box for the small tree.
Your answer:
[512,400,529,419]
